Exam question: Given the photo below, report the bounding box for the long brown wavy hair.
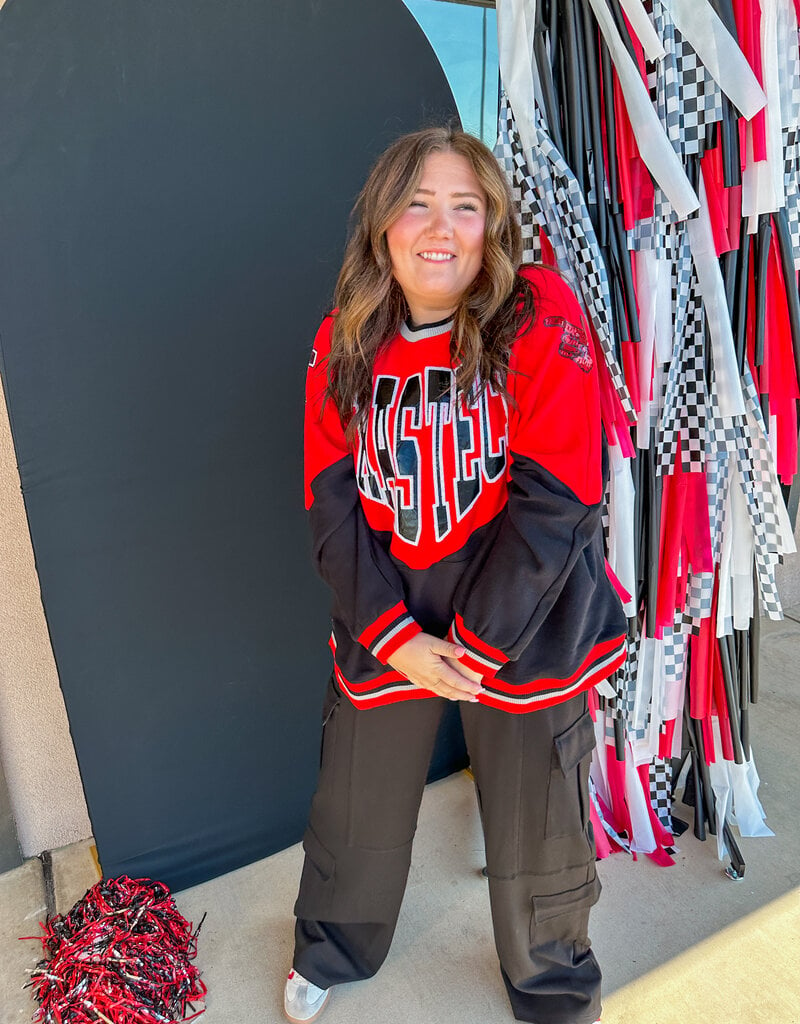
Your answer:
[328,126,535,441]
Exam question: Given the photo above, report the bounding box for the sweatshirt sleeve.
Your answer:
[305,316,422,664]
[449,272,605,677]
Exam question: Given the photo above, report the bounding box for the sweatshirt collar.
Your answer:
[399,315,454,342]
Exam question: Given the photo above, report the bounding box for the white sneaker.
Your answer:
[284,968,331,1023]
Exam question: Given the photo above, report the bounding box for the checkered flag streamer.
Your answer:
[648,0,723,160]
[601,476,611,548]
[706,450,730,565]
[661,623,688,691]
[492,0,800,874]
[495,95,633,418]
[649,758,673,833]
[494,112,543,265]
[656,259,708,475]
[606,632,638,738]
[630,186,676,257]
[682,570,715,633]
[784,128,800,268]
[733,365,797,618]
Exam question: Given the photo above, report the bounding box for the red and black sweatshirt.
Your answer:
[304,266,627,712]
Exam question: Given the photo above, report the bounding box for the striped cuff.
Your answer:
[448,613,509,679]
[359,601,423,664]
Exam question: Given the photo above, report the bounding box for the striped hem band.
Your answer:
[330,634,627,713]
[479,639,627,713]
[449,616,507,676]
[358,602,422,664]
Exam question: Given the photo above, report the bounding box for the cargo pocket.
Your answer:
[530,875,602,947]
[545,710,595,839]
[294,825,413,925]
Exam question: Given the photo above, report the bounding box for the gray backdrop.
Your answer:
[0,0,465,890]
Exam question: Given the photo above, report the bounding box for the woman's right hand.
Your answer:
[387,633,485,701]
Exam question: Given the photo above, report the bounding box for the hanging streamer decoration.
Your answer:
[494,0,799,874]
[24,876,206,1024]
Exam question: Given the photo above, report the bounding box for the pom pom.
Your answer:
[25,875,206,1024]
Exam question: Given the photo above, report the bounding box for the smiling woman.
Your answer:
[284,126,626,1024]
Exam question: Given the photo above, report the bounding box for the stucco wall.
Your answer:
[0,381,91,856]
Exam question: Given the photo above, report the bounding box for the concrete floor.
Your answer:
[2,613,799,1024]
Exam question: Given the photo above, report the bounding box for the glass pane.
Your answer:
[402,0,499,147]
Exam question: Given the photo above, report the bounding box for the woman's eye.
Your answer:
[456,203,478,212]
[410,200,427,208]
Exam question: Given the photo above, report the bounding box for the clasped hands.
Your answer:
[387,632,485,702]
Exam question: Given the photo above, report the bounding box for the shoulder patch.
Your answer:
[543,316,593,373]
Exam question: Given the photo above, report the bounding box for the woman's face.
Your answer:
[385,150,487,325]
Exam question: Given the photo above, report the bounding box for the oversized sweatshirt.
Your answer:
[304,266,627,712]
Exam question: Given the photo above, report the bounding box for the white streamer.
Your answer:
[625,750,658,851]
[708,721,774,859]
[660,0,766,120]
[496,0,539,150]
[777,0,800,131]
[634,249,658,445]
[686,176,745,417]
[591,720,612,810]
[741,0,784,224]
[585,0,700,219]
[717,465,755,637]
[618,0,665,62]
[607,441,636,617]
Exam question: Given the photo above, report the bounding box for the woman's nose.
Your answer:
[427,207,453,237]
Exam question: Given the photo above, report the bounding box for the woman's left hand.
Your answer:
[442,658,484,685]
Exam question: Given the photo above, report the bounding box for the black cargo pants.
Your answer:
[292,676,602,1024]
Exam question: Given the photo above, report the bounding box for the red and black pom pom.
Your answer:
[26,875,206,1024]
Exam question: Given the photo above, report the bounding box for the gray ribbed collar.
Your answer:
[399,317,454,342]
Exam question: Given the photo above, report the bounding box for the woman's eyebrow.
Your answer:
[414,188,484,199]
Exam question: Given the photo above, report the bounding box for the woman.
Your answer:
[286,127,626,1024]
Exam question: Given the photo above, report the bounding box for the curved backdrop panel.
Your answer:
[0,0,463,890]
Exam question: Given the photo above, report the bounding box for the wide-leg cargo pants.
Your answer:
[292,676,602,1024]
